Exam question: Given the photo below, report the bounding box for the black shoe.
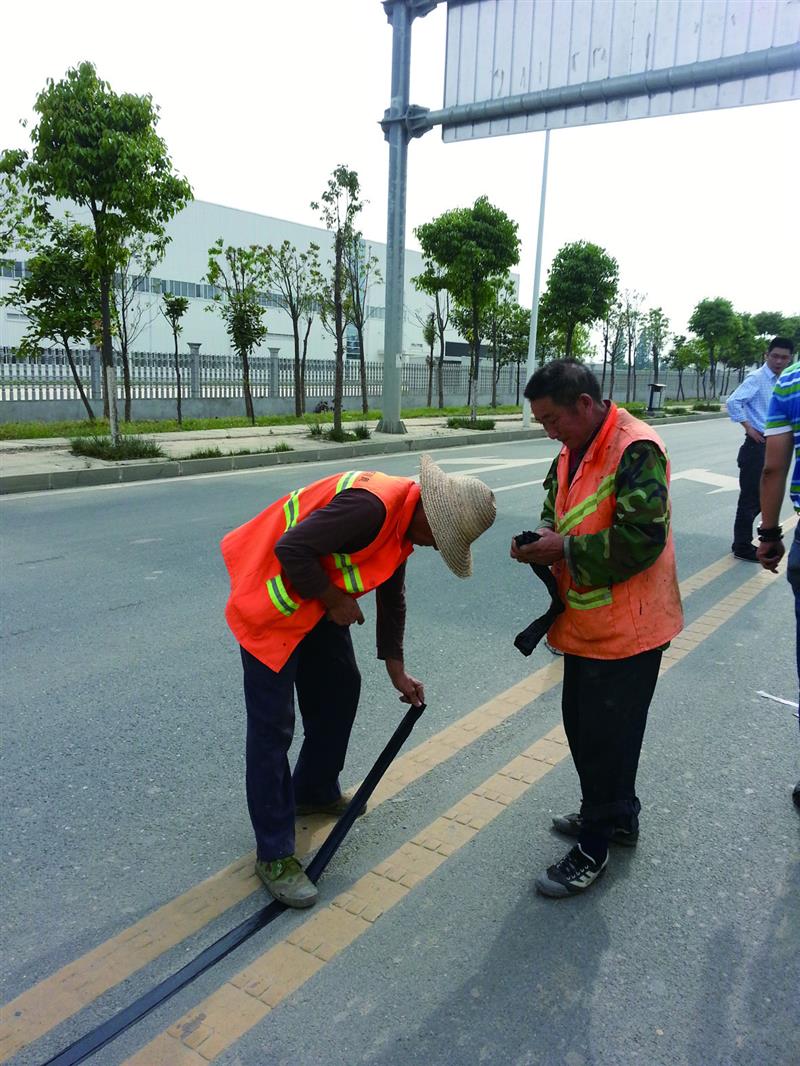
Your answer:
[793,781,800,810]
[551,812,639,846]
[732,545,758,561]
[535,844,608,898]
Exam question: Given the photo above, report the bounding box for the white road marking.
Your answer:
[671,468,740,493]
[756,690,799,710]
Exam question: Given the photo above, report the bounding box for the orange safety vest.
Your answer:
[546,405,683,659]
[221,469,420,671]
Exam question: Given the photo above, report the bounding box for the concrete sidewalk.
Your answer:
[0,411,726,495]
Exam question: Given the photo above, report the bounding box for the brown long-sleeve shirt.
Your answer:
[274,489,406,661]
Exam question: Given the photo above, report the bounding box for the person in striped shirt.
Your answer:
[726,337,794,560]
[757,350,800,808]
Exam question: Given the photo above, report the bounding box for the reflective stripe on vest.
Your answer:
[266,574,301,617]
[335,470,363,494]
[282,489,302,530]
[332,552,365,593]
[565,586,613,610]
[557,474,616,535]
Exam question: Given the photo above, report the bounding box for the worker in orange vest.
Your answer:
[222,456,496,907]
[512,360,683,899]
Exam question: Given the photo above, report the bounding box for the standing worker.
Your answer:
[222,459,496,908]
[726,337,794,560]
[756,356,800,807]
[512,360,683,898]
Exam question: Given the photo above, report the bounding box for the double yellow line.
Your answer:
[0,534,793,1064]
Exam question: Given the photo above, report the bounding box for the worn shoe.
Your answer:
[295,791,366,818]
[793,781,800,810]
[732,545,758,561]
[255,856,318,908]
[551,812,639,846]
[535,844,608,898]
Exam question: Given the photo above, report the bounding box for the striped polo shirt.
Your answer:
[764,360,800,512]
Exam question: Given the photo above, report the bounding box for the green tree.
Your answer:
[415,196,520,423]
[206,240,271,425]
[620,290,644,402]
[599,301,624,399]
[719,312,761,390]
[1,218,98,420]
[751,310,785,340]
[496,300,530,405]
[312,165,363,436]
[345,234,381,415]
[412,262,451,409]
[482,277,517,408]
[112,234,166,422]
[268,239,321,416]
[0,152,36,257]
[688,297,737,398]
[3,62,192,442]
[540,240,619,359]
[162,292,189,426]
[644,307,670,383]
[421,309,436,408]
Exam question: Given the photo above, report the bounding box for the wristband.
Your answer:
[757,525,783,542]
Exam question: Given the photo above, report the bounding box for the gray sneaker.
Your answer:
[552,812,639,846]
[255,856,318,908]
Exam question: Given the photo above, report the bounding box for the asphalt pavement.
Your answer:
[0,418,798,1066]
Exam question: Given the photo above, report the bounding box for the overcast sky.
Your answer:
[1,0,798,340]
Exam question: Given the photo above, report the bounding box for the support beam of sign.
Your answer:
[377,0,439,435]
[407,42,800,136]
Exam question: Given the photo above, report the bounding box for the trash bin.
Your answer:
[647,382,666,414]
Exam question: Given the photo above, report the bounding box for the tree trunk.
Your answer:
[709,346,717,397]
[677,370,685,401]
[300,318,312,415]
[609,357,616,402]
[174,331,182,426]
[626,340,633,403]
[426,346,434,409]
[333,232,344,436]
[516,357,521,406]
[99,272,120,443]
[62,339,95,421]
[121,349,132,423]
[490,324,498,409]
[632,365,637,403]
[565,322,575,359]
[292,316,302,416]
[242,350,255,424]
[471,297,480,423]
[357,324,368,414]
[437,332,445,409]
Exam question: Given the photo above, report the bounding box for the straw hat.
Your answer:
[418,454,496,579]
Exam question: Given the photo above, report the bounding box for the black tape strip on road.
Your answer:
[43,702,426,1066]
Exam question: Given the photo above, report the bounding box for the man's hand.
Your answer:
[385,658,425,707]
[320,584,365,626]
[744,423,766,445]
[756,539,785,573]
[510,528,565,565]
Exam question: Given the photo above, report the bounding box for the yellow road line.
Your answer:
[126,552,791,1064]
[0,540,789,1062]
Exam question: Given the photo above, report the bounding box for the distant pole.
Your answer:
[522,128,551,429]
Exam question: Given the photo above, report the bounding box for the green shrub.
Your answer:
[446,417,496,431]
[665,406,689,415]
[617,402,646,415]
[353,424,371,440]
[692,402,721,412]
[273,442,293,452]
[187,447,224,459]
[69,435,166,461]
[323,427,355,443]
[307,420,323,438]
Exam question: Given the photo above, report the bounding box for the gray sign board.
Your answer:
[442,0,800,141]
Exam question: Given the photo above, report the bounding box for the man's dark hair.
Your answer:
[523,359,602,407]
[768,336,794,354]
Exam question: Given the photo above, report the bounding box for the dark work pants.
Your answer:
[561,647,663,842]
[732,437,766,550]
[241,619,361,861]
[788,525,800,708]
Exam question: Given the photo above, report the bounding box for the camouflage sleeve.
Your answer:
[565,441,670,587]
[538,456,559,529]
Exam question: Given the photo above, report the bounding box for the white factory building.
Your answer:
[0,198,472,363]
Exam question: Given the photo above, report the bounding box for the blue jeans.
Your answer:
[787,525,800,709]
[240,619,361,861]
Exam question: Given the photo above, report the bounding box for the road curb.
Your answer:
[0,413,727,495]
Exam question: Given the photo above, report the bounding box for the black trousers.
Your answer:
[241,619,361,861]
[562,647,663,840]
[732,436,766,550]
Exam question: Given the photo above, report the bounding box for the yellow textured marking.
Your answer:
[5,537,794,1062]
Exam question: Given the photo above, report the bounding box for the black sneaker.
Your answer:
[793,781,800,810]
[536,844,608,898]
[732,545,758,561]
[551,812,639,846]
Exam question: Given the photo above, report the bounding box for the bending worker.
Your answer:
[222,458,496,908]
[512,360,683,899]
